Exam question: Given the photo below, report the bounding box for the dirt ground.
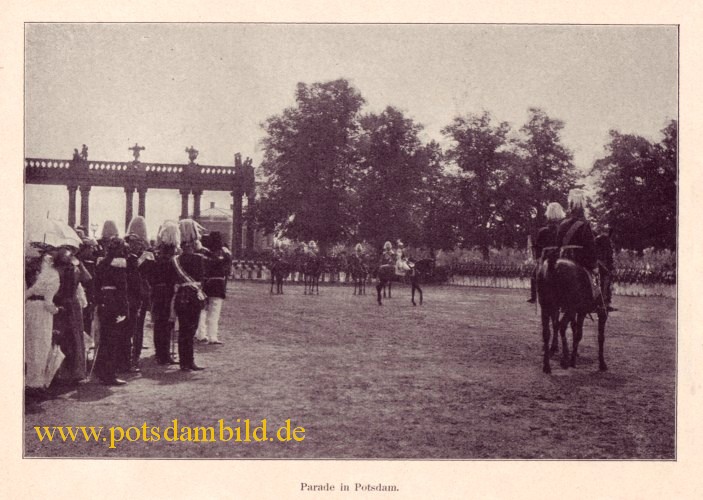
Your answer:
[24,282,676,459]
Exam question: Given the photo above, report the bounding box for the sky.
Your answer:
[24,24,678,240]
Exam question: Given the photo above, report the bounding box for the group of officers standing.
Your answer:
[25,215,232,394]
[88,217,232,385]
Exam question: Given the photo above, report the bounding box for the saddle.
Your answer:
[540,246,559,261]
[557,250,602,305]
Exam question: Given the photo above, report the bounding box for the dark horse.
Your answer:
[303,253,323,295]
[376,259,434,306]
[269,257,290,294]
[537,253,608,374]
[348,255,369,295]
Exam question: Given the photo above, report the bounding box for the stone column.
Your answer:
[245,193,255,256]
[192,189,202,221]
[138,187,147,218]
[79,185,91,228]
[124,187,135,231]
[231,191,243,259]
[67,185,78,227]
[179,189,190,220]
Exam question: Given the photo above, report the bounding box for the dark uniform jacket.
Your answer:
[556,214,597,270]
[380,250,395,266]
[148,250,178,322]
[126,252,147,307]
[595,234,614,272]
[203,248,232,299]
[534,222,560,260]
[94,258,128,318]
[176,252,206,283]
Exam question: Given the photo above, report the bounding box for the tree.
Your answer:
[591,120,677,251]
[256,79,365,253]
[412,141,462,257]
[354,106,430,249]
[442,111,523,260]
[518,108,580,232]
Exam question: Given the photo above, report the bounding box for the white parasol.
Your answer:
[26,216,83,248]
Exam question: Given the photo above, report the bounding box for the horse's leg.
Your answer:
[316,275,320,295]
[598,309,608,371]
[376,281,383,305]
[549,311,559,355]
[411,281,416,306]
[571,313,585,367]
[417,279,423,305]
[541,307,552,374]
[270,273,275,294]
[558,311,573,369]
[388,282,392,298]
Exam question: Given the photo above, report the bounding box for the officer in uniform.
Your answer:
[527,202,566,303]
[556,189,600,302]
[595,224,617,312]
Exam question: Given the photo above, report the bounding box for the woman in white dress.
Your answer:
[25,251,60,391]
[395,239,412,275]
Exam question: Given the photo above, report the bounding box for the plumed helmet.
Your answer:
[544,202,566,221]
[126,216,148,242]
[178,219,203,244]
[157,221,180,247]
[568,189,587,211]
[383,241,392,251]
[355,243,363,253]
[101,220,119,240]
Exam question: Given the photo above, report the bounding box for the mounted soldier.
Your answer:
[394,239,413,276]
[528,202,566,303]
[380,241,395,267]
[556,189,600,301]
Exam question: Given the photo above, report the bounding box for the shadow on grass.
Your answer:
[25,399,46,415]
[546,365,627,390]
[68,382,113,402]
[138,363,203,385]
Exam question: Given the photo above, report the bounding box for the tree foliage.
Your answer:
[255,79,676,258]
[355,106,428,249]
[256,79,365,252]
[591,120,677,251]
[518,108,580,229]
[442,111,524,258]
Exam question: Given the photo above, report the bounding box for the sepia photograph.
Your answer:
[22,23,677,461]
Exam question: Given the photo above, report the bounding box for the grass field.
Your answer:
[24,281,676,459]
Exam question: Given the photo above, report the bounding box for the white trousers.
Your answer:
[206,297,223,342]
[195,298,224,342]
[196,307,208,340]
